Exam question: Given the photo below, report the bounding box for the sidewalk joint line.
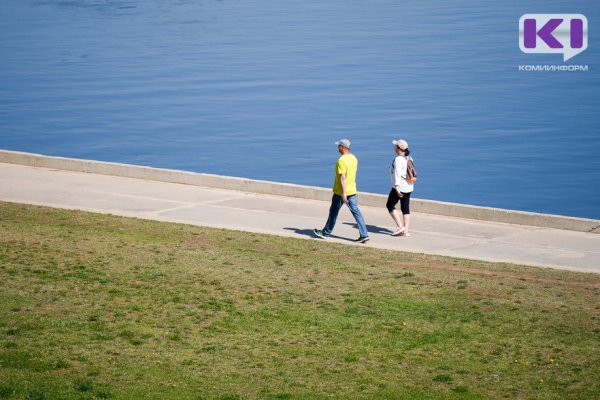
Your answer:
[144,204,199,215]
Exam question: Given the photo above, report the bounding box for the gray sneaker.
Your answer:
[313,229,327,239]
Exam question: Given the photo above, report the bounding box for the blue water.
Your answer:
[1,0,599,219]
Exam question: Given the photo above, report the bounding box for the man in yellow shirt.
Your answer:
[314,139,369,243]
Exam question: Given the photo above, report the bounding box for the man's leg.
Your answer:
[323,194,343,236]
[347,195,369,238]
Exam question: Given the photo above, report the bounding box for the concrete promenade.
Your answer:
[1,158,599,274]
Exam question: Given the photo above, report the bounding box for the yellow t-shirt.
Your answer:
[333,153,358,196]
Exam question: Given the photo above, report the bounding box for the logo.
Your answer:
[519,14,588,61]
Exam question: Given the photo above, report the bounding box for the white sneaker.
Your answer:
[391,227,406,236]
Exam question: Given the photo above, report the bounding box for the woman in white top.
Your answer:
[387,139,414,236]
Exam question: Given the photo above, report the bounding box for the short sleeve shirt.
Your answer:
[333,153,358,196]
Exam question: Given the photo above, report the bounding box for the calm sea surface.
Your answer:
[1,0,599,219]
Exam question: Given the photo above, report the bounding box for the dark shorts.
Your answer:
[386,188,411,214]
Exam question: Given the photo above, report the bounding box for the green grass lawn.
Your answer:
[0,201,599,400]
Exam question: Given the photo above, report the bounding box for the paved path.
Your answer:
[1,162,599,274]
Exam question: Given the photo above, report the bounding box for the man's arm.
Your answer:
[340,173,348,204]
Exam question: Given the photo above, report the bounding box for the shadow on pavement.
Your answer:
[343,222,393,235]
[283,228,315,238]
[283,228,357,242]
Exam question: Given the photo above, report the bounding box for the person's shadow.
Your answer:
[342,222,393,235]
[283,228,316,238]
[283,228,355,242]
[284,224,392,240]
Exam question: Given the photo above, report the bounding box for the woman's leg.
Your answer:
[399,192,412,232]
[386,189,404,229]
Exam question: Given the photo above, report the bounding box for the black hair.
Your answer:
[404,149,411,156]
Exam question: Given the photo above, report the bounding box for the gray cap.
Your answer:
[392,139,408,150]
[335,139,352,148]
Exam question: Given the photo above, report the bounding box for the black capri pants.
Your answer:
[386,188,411,214]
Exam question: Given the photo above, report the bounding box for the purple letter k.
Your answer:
[524,18,564,48]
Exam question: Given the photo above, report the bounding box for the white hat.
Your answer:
[335,139,352,148]
[392,139,408,150]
